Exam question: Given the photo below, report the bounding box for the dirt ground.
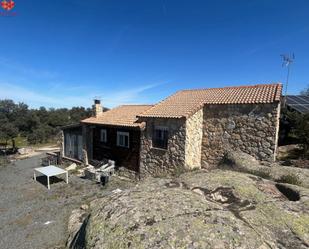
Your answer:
[0,155,134,249]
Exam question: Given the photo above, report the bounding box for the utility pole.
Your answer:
[281,53,294,107]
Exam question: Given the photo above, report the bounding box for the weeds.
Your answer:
[0,156,9,167]
[248,170,271,179]
[171,166,188,177]
[277,174,301,185]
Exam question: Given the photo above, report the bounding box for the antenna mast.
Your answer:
[281,53,295,107]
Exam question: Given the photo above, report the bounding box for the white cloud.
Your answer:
[0,57,57,79]
[102,82,164,106]
[0,57,169,108]
[0,81,167,109]
[0,83,84,107]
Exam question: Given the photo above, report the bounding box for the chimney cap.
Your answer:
[94,99,101,104]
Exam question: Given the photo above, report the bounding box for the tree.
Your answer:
[0,118,18,149]
[47,108,70,127]
[0,100,19,149]
[287,112,309,156]
[27,124,54,144]
[0,98,92,147]
[0,99,16,116]
[300,85,309,96]
[69,107,92,122]
[11,102,32,135]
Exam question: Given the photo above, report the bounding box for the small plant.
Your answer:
[277,174,301,185]
[152,171,169,178]
[249,170,270,179]
[172,166,187,177]
[221,151,234,166]
[0,156,9,167]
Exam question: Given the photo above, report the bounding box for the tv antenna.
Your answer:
[93,96,101,100]
[281,53,294,106]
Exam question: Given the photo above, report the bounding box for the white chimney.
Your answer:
[93,99,103,117]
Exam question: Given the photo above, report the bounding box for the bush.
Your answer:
[249,170,270,179]
[0,156,9,166]
[285,111,309,158]
[171,166,187,177]
[277,174,301,185]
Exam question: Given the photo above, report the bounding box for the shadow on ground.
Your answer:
[34,175,65,189]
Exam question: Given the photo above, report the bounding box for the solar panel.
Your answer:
[286,96,299,104]
[285,95,309,114]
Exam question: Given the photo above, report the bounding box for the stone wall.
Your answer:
[201,103,280,168]
[185,108,203,169]
[139,118,186,177]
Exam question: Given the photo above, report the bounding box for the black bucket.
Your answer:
[100,175,109,186]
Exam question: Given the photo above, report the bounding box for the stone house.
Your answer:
[61,83,282,178]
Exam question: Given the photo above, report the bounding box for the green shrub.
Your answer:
[285,110,309,158]
[0,156,9,166]
[277,174,301,185]
[249,170,271,179]
[172,166,187,177]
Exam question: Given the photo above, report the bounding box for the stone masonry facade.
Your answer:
[201,103,280,168]
[139,102,280,176]
[139,110,204,177]
[139,118,186,177]
[185,108,203,169]
[75,84,281,178]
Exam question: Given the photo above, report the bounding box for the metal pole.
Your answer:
[283,64,291,108]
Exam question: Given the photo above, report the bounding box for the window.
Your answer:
[117,131,129,148]
[152,126,168,149]
[100,129,107,142]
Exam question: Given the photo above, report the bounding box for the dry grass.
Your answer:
[277,144,304,160]
[9,214,33,227]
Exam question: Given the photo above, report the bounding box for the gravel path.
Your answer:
[0,155,134,249]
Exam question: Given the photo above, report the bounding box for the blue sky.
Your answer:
[0,0,308,109]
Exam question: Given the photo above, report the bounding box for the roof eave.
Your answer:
[137,115,185,119]
[81,121,144,130]
[60,123,82,130]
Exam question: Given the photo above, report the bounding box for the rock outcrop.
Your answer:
[67,205,89,249]
[224,150,309,188]
[70,170,309,249]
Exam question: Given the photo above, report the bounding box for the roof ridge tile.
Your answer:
[180,82,281,92]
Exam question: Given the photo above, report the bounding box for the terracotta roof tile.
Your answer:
[81,105,153,128]
[139,83,282,118]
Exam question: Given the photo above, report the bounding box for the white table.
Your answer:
[34,165,68,189]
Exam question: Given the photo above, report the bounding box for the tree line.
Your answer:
[0,99,92,148]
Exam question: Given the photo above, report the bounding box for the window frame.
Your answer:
[152,126,169,150]
[100,129,107,143]
[116,131,130,148]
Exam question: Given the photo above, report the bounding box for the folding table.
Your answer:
[34,165,68,189]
